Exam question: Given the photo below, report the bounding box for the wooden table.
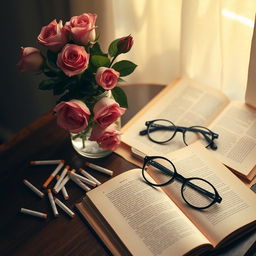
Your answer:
[0,84,255,256]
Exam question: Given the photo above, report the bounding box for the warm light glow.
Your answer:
[222,9,254,28]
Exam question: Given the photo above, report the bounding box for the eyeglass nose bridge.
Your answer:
[176,127,186,133]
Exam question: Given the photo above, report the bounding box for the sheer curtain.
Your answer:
[70,0,256,100]
[1,0,254,142]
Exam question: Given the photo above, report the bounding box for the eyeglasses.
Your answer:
[142,156,222,210]
[139,119,219,150]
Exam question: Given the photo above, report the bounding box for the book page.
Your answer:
[208,101,256,179]
[160,143,256,247]
[121,78,229,156]
[87,169,211,256]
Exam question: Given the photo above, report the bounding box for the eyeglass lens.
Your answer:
[183,126,214,148]
[148,120,176,143]
[143,157,175,185]
[182,178,216,209]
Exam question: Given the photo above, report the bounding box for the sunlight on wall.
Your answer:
[222,9,254,28]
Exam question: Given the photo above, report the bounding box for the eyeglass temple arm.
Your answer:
[139,124,176,135]
[149,160,222,203]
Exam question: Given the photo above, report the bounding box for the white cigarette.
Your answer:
[20,208,47,219]
[54,170,75,194]
[30,160,63,165]
[55,175,69,200]
[79,168,101,185]
[69,174,91,192]
[54,198,75,218]
[23,179,44,198]
[53,166,69,191]
[43,160,65,188]
[70,172,97,187]
[61,186,69,200]
[47,189,59,217]
[84,162,113,176]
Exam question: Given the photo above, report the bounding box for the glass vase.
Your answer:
[70,91,121,159]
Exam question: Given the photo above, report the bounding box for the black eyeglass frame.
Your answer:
[139,119,219,150]
[142,156,222,210]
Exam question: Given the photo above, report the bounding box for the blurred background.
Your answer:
[1,0,255,143]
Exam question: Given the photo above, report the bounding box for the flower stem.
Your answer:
[82,135,85,148]
[109,54,118,68]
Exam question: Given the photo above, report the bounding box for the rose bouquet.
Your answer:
[18,13,136,156]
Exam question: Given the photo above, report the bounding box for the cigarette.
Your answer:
[61,186,69,200]
[54,169,75,194]
[54,198,75,218]
[20,208,47,219]
[30,160,63,165]
[79,168,101,185]
[84,162,113,176]
[53,166,69,191]
[70,172,97,187]
[55,175,69,200]
[69,173,91,192]
[47,189,59,217]
[23,179,44,198]
[42,160,65,188]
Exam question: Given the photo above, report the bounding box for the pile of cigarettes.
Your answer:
[20,160,113,219]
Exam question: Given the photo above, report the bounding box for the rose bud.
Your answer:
[38,19,68,52]
[64,13,97,45]
[17,47,43,72]
[95,67,120,90]
[117,35,134,54]
[53,100,90,133]
[89,124,121,151]
[93,97,126,128]
[57,44,90,77]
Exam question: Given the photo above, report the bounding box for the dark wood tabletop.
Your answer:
[0,84,165,256]
[0,84,255,256]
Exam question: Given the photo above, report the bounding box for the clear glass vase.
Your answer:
[70,91,121,159]
[71,130,113,159]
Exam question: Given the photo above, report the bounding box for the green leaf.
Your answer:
[57,92,73,103]
[90,42,107,56]
[108,38,119,57]
[47,50,58,68]
[38,80,55,90]
[91,55,110,68]
[112,60,137,77]
[43,70,57,77]
[118,77,126,82]
[112,87,128,108]
[53,81,66,95]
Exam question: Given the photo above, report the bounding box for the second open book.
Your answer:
[120,78,256,181]
[77,143,256,256]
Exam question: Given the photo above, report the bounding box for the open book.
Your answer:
[120,78,256,181]
[76,143,256,256]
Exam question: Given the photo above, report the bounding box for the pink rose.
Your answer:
[93,97,126,128]
[17,47,43,72]
[89,124,121,151]
[37,19,68,52]
[57,44,90,77]
[53,99,90,133]
[95,67,120,90]
[65,13,97,44]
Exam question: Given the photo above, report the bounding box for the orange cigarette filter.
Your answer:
[42,160,65,188]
